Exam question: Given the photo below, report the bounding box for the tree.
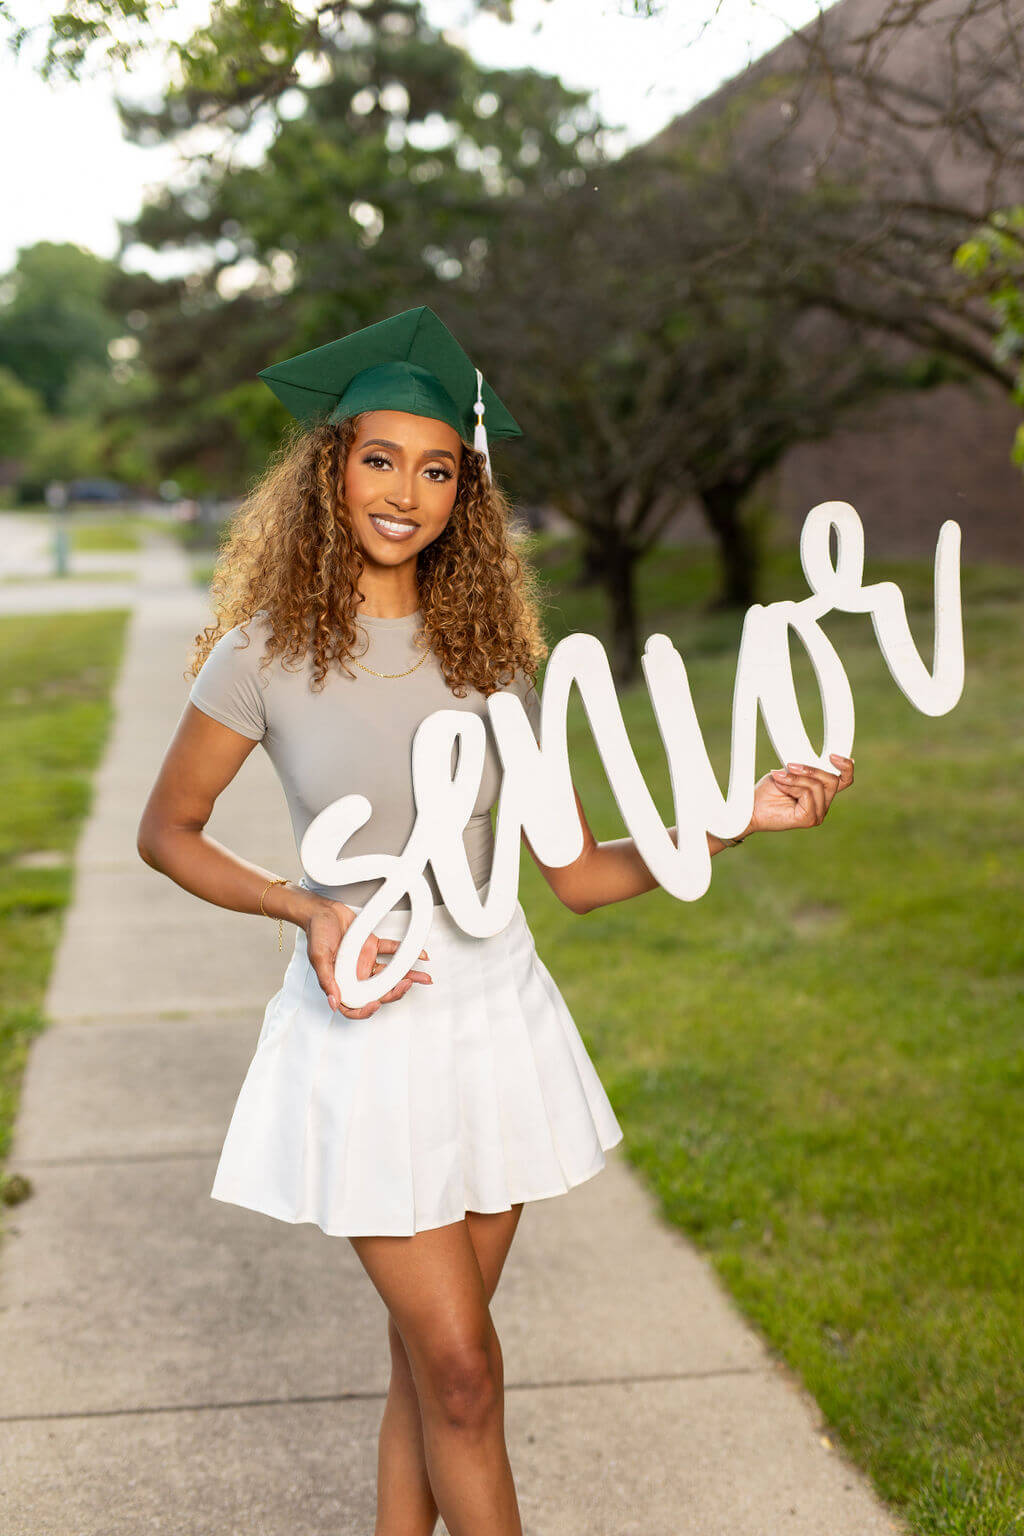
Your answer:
[0,243,123,413]
[0,365,45,458]
[955,206,1024,472]
[649,1,1024,357]
[771,0,1024,203]
[0,241,159,490]
[1,0,518,84]
[459,153,970,682]
[629,0,1024,191]
[107,0,602,486]
[602,0,1024,637]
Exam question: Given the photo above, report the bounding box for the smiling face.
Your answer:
[343,408,464,568]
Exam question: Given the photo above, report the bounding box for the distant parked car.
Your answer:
[68,478,130,504]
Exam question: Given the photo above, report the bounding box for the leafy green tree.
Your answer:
[955,207,1024,471]
[0,365,46,458]
[0,243,122,413]
[108,0,601,486]
[0,241,158,489]
[1,0,515,84]
[17,362,159,489]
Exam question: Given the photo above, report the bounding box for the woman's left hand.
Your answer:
[745,753,855,835]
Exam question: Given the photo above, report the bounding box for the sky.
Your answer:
[0,0,831,278]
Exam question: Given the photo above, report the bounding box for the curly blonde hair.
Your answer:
[187,416,549,697]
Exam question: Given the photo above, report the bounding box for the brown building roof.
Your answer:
[646,0,1024,565]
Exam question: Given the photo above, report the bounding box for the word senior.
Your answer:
[302,502,964,1005]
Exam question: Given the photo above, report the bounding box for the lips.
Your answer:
[369,513,419,539]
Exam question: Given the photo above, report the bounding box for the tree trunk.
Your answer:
[699,481,759,608]
[600,533,640,687]
[572,526,606,589]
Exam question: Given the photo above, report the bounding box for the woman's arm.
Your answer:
[523,755,855,915]
[138,703,300,918]
[137,703,430,1018]
[521,786,739,915]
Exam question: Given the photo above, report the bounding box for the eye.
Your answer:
[362,452,393,471]
[425,465,454,483]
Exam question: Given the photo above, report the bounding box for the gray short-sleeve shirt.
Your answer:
[188,608,541,910]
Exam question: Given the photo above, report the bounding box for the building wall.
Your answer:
[775,378,1024,564]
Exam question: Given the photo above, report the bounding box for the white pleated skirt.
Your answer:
[210,883,624,1237]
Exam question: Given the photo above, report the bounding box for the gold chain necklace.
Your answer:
[352,649,430,679]
[351,618,431,679]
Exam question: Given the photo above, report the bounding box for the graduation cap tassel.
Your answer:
[474,368,493,482]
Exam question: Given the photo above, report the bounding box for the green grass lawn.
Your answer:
[69,516,142,553]
[516,538,1023,1536]
[0,610,131,1226]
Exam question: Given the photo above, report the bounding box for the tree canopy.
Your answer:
[109,0,603,486]
[0,242,123,413]
[1,0,516,84]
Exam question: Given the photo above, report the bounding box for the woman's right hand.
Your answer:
[304,897,432,1019]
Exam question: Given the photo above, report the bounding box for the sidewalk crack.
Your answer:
[0,1367,767,1424]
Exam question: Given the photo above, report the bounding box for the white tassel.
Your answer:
[473,367,492,482]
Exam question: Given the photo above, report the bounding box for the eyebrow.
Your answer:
[361,437,458,464]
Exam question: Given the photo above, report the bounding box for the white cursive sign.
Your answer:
[300,502,964,1005]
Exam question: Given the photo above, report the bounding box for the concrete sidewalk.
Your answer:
[0,510,148,615]
[0,541,906,1536]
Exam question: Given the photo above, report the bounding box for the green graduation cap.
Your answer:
[257,305,521,480]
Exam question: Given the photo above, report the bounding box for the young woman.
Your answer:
[137,307,853,1536]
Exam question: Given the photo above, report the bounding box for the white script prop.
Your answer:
[300,502,964,1006]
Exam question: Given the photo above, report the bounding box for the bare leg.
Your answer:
[356,1205,525,1536]
[374,1313,436,1536]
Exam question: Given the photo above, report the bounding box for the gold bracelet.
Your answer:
[723,834,748,848]
[259,876,289,951]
